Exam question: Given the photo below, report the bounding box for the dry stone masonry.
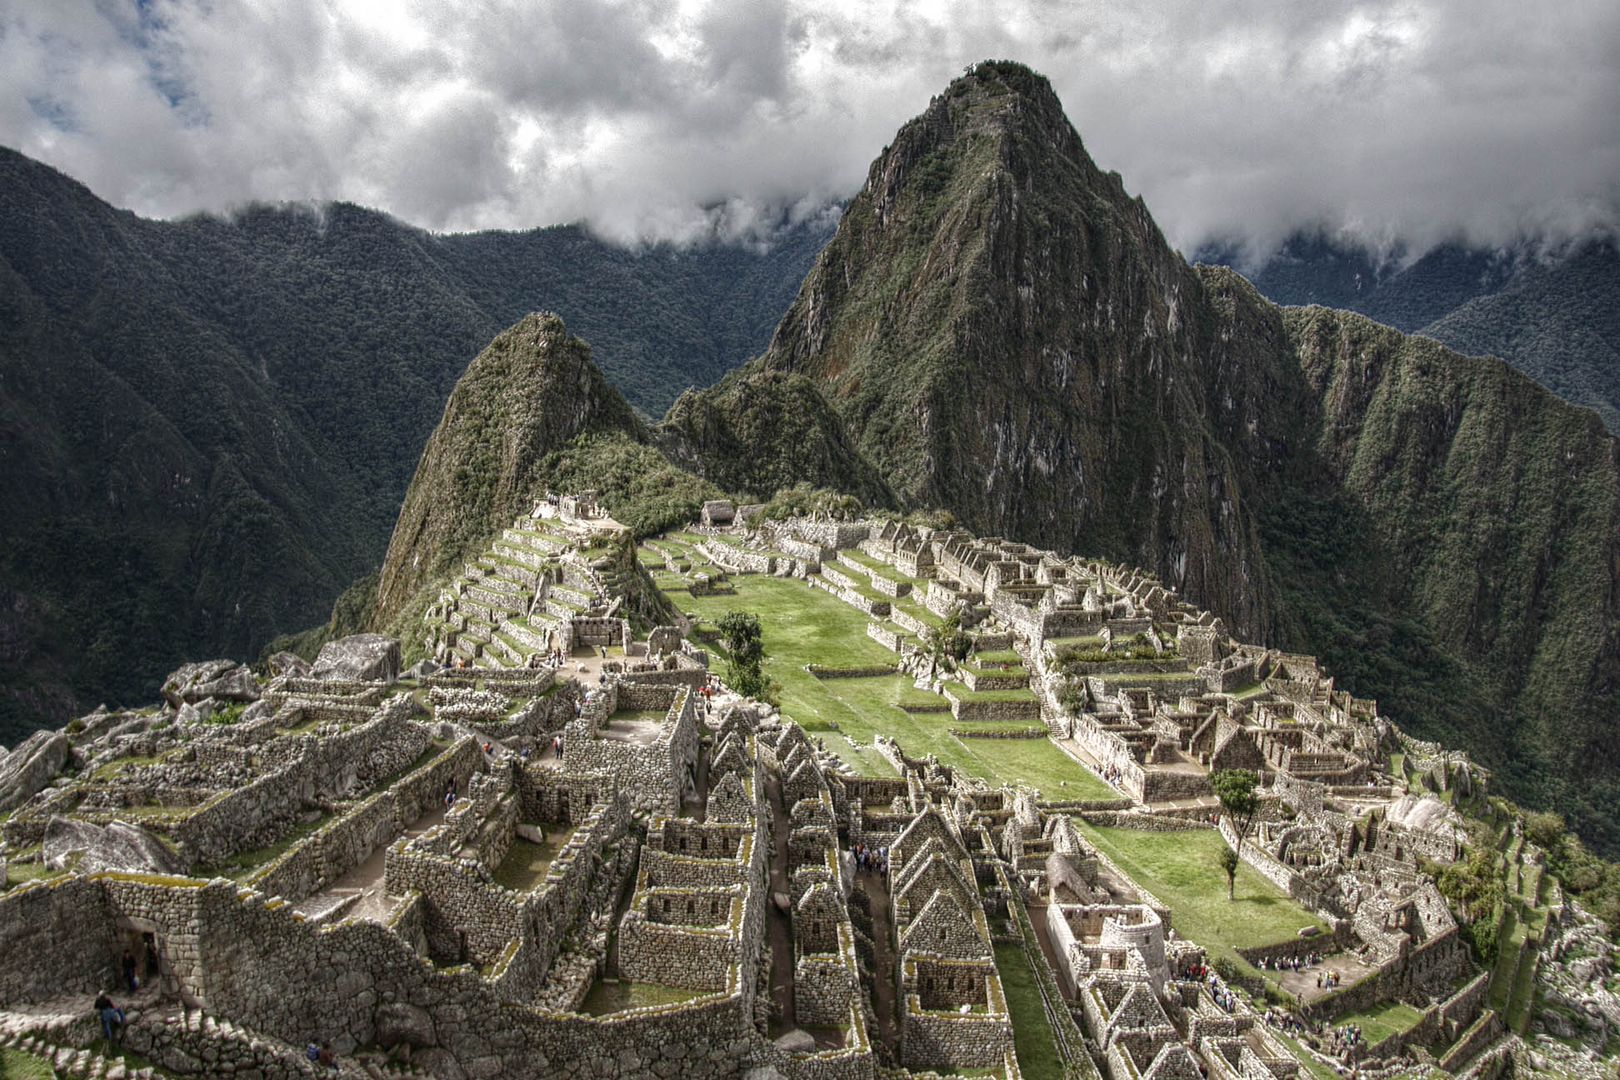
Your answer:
[0,497,1595,1079]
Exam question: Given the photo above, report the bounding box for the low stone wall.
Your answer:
[866,622,908,653]
[888,606,935,638]
[174,697,432,868]
[807,664,898,679]
[1438,1008,1502,1072]
[703,540,775,575]
[1079,811,1210,831]
[1139,768,1212,803]
[250,739,480,903]
[946,692,1041,723]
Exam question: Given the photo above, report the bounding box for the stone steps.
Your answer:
[503,617,559,654]
[493,540,550,571]
[466,584,528,618]
[479,554,540,590]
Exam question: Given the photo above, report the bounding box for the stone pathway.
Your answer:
[293,804,448,924]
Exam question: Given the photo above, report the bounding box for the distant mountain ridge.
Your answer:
[1197,233,1620,432]
[0,145,830,739]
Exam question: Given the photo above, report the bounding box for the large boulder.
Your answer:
[161,660,260,707]
[42,816,185,875]
[0,730,69,813]
[312,635,401,683]
[375,1002,437,1048]
[266,651,312,679]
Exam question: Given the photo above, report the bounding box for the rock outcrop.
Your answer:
[160,660,260,707]
[312,634,402,684]
[42,816,185,875]
[0,730,69,812]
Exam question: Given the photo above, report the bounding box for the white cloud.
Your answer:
[0,0,1614,256]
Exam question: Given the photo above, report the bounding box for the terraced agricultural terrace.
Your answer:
[0,494,1564,1079]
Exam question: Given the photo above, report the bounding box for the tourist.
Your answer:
[121,949,138,992]
[318,1041,338,1071]
[94,992,124,1049]
[143,937,160,985]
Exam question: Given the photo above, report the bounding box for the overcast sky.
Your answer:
[2,0,1616,259]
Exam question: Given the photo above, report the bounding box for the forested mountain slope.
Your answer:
[0,147,828,738]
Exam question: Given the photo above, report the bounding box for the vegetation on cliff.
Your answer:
[0,146,826,737]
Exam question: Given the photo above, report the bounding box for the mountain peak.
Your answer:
[373,312,642,625]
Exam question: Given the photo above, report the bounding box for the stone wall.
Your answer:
[0,876,116,1006]
[793,522,870,549]
[565,681,699,815]
[385,792,629,971]
[85,873,773,1077]
[946,691,1041,723]
[618,889,746,991]
[251,739,481,903]
[173,696,432,867]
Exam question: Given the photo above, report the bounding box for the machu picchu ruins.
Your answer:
[0,492,1594,1080]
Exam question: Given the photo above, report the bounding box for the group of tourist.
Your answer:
[1329,1024,1366,1053]
[1253,950,1325,973]
[851,842,888,876]
[1262,1007,1309,1036]
[1317,969,1344,989]
[1206,972,1239,1013]
[1175,959,1219,984]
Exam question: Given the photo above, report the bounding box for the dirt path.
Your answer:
[857,869,900,1054]
[293,804,448,923]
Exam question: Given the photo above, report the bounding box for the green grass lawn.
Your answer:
[656,571,1114,799]
[492,828,573,892]
[1076,824,1327,973]
[1335,999,1425,1046]
[579,978,700,1015]
[0,1048,57,1080]
[994,942,1063,1080]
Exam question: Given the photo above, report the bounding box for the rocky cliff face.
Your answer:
[671,61,1620,847]
[692,62,1280,637]
[373,314,642,626]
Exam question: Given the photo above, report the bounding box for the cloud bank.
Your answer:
[1,0,1615,257]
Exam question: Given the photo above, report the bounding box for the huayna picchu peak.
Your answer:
[1,53,1618,1080]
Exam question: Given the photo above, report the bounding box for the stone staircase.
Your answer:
[426,519,621,669]
[0,996,378,1078]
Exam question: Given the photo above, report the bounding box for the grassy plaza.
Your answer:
[646,553,1322,980]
